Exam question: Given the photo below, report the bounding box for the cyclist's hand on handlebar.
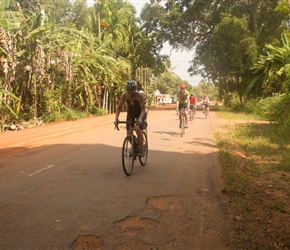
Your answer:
[137,117,143,126]
[114,119,119,130]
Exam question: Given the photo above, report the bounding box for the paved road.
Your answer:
[0,105,231,249]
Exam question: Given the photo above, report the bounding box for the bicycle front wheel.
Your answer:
[181,116,185,137]
[139,131,148,166]
[122,136,134,176]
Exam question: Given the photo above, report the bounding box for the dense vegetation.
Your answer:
[0,0,290,128]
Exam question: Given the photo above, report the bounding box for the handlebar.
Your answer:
[114,120,137,131]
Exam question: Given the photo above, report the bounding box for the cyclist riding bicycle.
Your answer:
[201,94,210,115]
[189,93,197,116]
[176,84,190,128]
[114,80,146,157]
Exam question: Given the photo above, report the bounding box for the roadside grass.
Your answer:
[214,111,290,249]
[216,110,261,121]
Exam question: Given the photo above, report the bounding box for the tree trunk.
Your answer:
[16,80,26,116]
[32,75,37,119]
[243,0,259,35]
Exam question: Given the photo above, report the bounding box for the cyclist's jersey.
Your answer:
[178,90,190,104]
[189,96,197,105]
[202,97,210,105]
[126,91,141,120]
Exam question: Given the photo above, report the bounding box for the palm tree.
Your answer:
[90,0,137,111]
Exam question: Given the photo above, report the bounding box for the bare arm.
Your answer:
[138,93,146,120]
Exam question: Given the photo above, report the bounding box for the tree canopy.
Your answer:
[141,0,290,101]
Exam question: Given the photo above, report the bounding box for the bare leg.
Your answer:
[134,124,143,150]
[178,112,181,123]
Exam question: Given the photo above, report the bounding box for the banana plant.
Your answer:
[251,33,290,95]
[0,77,19,121]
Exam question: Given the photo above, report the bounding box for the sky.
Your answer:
[86,0,203,86]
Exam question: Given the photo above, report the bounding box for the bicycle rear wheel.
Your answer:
[122,136,134,176]
[139,131,148,166]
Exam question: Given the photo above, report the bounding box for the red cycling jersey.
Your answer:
[189,96,197,105]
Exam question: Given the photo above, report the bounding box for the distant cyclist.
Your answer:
[189,93,197,118]
[201,94,210,115]
[176,84,190,128]
[114,80,146,157]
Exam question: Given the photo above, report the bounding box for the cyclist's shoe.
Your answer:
[185,123,188,128]
[126,149,132,157]
[138,150,145,157]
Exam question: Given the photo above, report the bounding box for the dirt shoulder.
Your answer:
[209,111,290,250]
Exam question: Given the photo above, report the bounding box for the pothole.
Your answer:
[116,216,158,235]
[73,235,103,249]
[147,195,184,210]
[115,215,173,248]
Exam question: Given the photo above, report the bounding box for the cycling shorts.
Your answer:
[178,103,188,110]
[190,104,196,109]
[141,121,148,130]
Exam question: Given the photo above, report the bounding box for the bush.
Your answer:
[226,95,244,112]
[258,94,290,126]
[89,106,108,116]
[64,110,88,121]
[243,99,260,115]
[225,95,261,115]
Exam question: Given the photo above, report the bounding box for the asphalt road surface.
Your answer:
[0,104,231,249]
